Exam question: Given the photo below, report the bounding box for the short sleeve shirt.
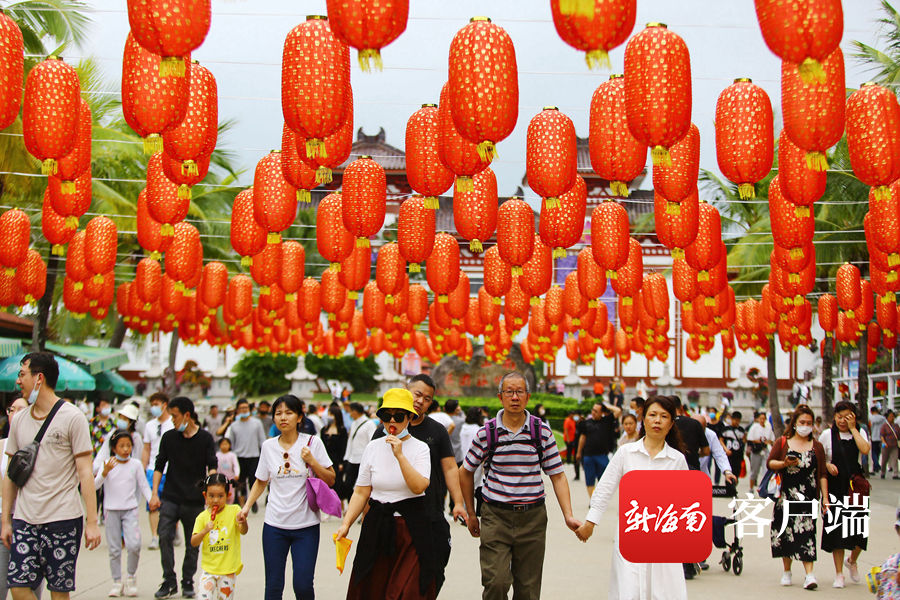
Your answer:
[255,434,333,529]
[192,504,243,575]
[357,435,431,504]
[144,417,174,470]
[720,425,746,453]
[6,402,92,524]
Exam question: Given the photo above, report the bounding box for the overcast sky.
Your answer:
[79,0,887,203]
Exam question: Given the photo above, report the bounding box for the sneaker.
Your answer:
[182,582,195,599]
[125,576,138,597]
[804,574,817,590]
[109,581,123,597]
[148,536,159,550]
[699,561,709,571]
[781,572,793,586]
[833,574,845,589]
[846,559,860,583]
[155,582,178,599]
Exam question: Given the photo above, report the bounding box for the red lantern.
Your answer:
[684,201,723,275]
[447,272,470,321]
[253,151,298,244]
[652,122,699,210]
[438,82,490,193]
[163,61,217,180]
[47,170,92,229]
[397,196,435,272]
[63,275,90,316]
[146,152,190,233]
[768,175,814,257]
[339,243,370,299]
[165,222,202,290]
[341,156,386,247]
[497,197,534,275]
[0,11,23,130]
[406,103,454,209]
[527,107,577,206]
[199,261,227,314]
[65,230,89,287]
[54,99,92,193]
[454,167,498,253]
[654,187,698,258]
[321,269,348,317]
[611,238,643,302]
[521,236,553,300]
[135,258,162,310]
[15,249,45,305]
[230,188,267,267]
[297,87,354,185]
[363,280,387,330]
[23,56,80,174]
[279,241,305,301]
[577,247,606,304]
[781,48,845,171]
[84,216,117,284]
[408,283,428,325]
[483,245,511,301]
[778,130,825,213]
[590,201,629,277]
[563,271,588,321]
[624,23,692,166]
[127,0,210,76]
[869,180,900,266]
[539,175,587,258]
[282,16,350,158]
[715,78,774,199]
[836,263,862,318]
[326,0,408,70]
[376,242,405,301]
[672,258,698,307]
[316,192,355,272]
[847,82,900,200]
[42,194,76,256]
[754,0,842,83]
[426,233,460,303]
[589,74,646,197]
[299,277,322,324]
[551,0,636,68]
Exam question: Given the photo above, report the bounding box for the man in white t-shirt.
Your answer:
[746,411,775,490]
[341,403,377,498]
[427,402,455,434]
[142,392,174,549]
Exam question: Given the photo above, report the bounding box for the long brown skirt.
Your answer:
[346,516,436,600]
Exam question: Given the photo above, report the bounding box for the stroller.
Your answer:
[712,483,744,576]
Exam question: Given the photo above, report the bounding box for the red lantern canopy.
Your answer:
[577,247,606,305]
[438,82,490,193]
[624,23,692,166]
[341,156,386,247]
[781,48,845,171]
[550,0,636,68]
[539,175,587,258]
[521,236,553,301]
[23,56,81,174]
[326,0,408,70]
[397,196,435,272]
[406,103,454,209]
[165,222,202,291]
[230,188,267,267]
[447,272,470,322]
[0,11,23,130]
[426,233,460,303]
[55,99,92,194]
[454,167,498,253]
[41,194,76,256]
[146,152,190,233]
[253,151,298,245]
[282,16,351,158]
[448,17,518,163]
[652,122,699,211]
[778,130,825,214]
[768,175,815,258]
[672,258,698,307]
[847,82,900,200]
[127,0,210,76]
[589,74,646,197]
[84,216,117,284]
[497,197,534,275]
[563,271,588,322]
[321,269,348,318]
[590,201,629,277]
[483,245,511,302]
[836,263,862,318]
[227,275,253,325]
[163,61,217,180]
[279,241,305,301]
[715,78,774,199]
[527,107,577,207]
[754,0,842,83]
[299,277,322,324]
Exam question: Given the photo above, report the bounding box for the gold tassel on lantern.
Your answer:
[671,248,685,260]
[65,216,79,229]
[60,180,76,194]
[585,50,611,70]
[438,294,448,303]
[545,197,559,209]
[424,197,440,210]
[329,262,341,273]
[610,181,630,197]
[873,185,893,201]
[476,141,496,162]
[315,166,332,184]
[798,58,826,85]
[789,247,805,260]
[181,160,199,176]
[665,201,681,215]
[805,151,828,171]
[650,146,672,167]
[297,189,311,203]
[160,223,175,237]
[357,49,384,72]
[469,239,483,253]
[409,263,421,273]
[51,244,65,256]
[41,158,57,175]
[553,247,566,259]
[241,256,252,267]
[455,177,474,193]
[794,206,810,218]
[267,232,282,244]
[356,237,370,248]
[737,183,755,200]
[305,138,327,159]
[159,56,186,78]
[177,185,192,200]
[143,134,163,155]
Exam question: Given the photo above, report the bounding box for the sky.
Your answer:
[76,0,890,205]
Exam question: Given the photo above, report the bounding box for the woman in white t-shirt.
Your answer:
[335,388,435,600]
[237,394,334,600]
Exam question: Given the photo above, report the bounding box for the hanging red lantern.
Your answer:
[121,33,190,153]
[527,107,577,207]
[63,275,90,316]
[589,74,646,197]
[299,277,322,324]
[15,249,45,306]
[23,56,81,174]
[278,241,305,302]
[250,243,282,296]
[611,237,643,302]
[426,233,460,303]
[847,82,900,200]
[577,247,606,305]
[563,271,588,322]
[539,175,587,258]
[769,175,814,257]
[253,151,298,244]
[135,258,162,310]
[297,87,354,185]
[342,156,386,247]
[230,188,267,267]
[165,222,202,291]
[281,124,318,203]
[836,263,862,318]
[448,17,518,163]
[321,269,348,318]
[65,230,89,288]
[754,0,842,83]
[127,0,210,76]
[478,285,500,326]
[652,122,699,212]
[684,201,722,276]
[590,201,629,277]
[226,275,253,325]
[551,0,636,69]
[447,272,470,322]
[163,61,217,180]
[363,281,387,330]
[282,16,351,158]
[454,167,498,253]
[408,283,428,325]
[315,192,355,272]
[438,82,490,194]
[624,23,692,166]
[406,103,454,209]
[781,48,845,171]
[199,261,227,315]
[715,78,774,199]
[397,196,435,272]
[47,169,91,228]
[376,242,405,301]
[326,0,408,70]
[521,236,553,301]
[672,258,698,307]
[54,99,92,194]
[497,197,534,276]
[0,11,23,130]
[41,194,76,256]
[869,180,900,266]
[338,243,370,299]
[778,130,825,214]
[146,153,190,234]
[161,151,209,200]
[84,216,117,284]
[483,245,511,302]
[654,187,699,259]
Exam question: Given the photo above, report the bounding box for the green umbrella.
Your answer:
[0,353,96,393]
[94,370,135,397]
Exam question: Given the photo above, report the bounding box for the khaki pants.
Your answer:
[479,502,548,600]
[884,445,899,476]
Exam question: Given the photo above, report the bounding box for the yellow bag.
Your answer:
[333,534,352,574]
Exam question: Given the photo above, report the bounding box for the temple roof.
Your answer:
[338,128,407,171]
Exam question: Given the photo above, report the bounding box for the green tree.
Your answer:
[305,354,380,393]
[231,351,297,397]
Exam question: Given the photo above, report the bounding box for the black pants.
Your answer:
[565,441,577,464]
[342,461,360,500]
[237,456,259,499]
[158,500,203,588]
[432,515,451,596]
[872,440,883,472]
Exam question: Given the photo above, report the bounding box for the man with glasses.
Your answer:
[459,371,580,600]
[372,374,467,595]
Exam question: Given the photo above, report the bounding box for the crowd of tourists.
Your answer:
[0,352,889,600]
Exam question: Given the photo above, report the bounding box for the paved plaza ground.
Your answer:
[66,464,896,599]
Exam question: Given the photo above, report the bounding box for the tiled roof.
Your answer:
[337,128,406,171]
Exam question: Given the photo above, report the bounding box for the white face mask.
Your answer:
[27,377,42,405]
[795,425,813,437]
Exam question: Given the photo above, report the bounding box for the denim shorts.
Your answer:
[582,454,610,486]
[146,469,166,508]
[8,517,83,592]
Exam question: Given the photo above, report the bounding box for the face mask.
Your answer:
[239,413,250,420]
[116,418,130,431]
[150,405,162,418]
[796,425,813,437]
[538,409,546,416]
[573,415,580,422]
[252,410,258,417]
[394,428,411,439]
[100,407,112,417]
[26,377,41,405]
[115,453,130,462]
[177,420,188,433]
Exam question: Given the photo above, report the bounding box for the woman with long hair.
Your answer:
[574,396,689,599]
[617,413,641,448]
[767,404,828,590]
[321,404,349,498]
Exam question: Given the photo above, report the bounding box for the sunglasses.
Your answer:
[283,452,291,471]
[381,411,409,423]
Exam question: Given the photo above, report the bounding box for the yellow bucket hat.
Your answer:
[377,388,417,419]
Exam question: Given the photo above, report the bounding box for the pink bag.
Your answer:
[306,436,342,517]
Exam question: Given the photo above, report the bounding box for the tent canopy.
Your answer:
[0,353,96,392]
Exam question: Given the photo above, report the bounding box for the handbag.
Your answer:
[305,436,342,517]
[757,437,786,500]
[6,400,64,488]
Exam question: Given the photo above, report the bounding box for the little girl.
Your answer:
[94,430,152,597]
[191,474,248,600]
[216,437,240,504]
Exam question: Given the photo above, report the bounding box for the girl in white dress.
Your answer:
[575,396,690,600]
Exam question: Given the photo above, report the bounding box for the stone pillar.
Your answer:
[289,354,318,400]
[141,336,165,396]
[563,363,586,401]
[207,348,233,406]
[375,355,405,397]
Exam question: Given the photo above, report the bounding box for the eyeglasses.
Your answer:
[501,390,527,398]
[381,411,409,423]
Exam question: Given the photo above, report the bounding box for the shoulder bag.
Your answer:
[7,400,65,488]
[757,436,786,500]
[305,435,342,517]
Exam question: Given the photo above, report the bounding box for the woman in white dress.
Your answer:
[574,396,690,600]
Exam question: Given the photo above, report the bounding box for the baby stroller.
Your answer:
[712,483,744,576]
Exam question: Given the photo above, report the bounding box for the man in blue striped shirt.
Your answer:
[459,372,581,600]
